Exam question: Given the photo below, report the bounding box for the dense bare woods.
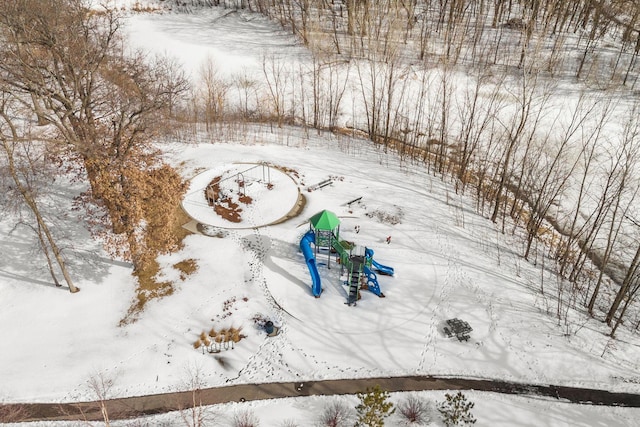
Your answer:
[185,0,640,84]
[166,0,640,335]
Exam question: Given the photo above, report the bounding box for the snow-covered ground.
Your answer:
[3,129,640,425]
[2,3,640,426]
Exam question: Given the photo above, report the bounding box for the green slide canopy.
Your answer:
[309,210,340,231]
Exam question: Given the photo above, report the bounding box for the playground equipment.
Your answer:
[299,210,394,305]
[204,163,273,206]
[306,178,333,192]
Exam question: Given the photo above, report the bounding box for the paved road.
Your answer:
[2,375,640,423]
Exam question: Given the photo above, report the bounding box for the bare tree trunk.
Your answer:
[522,93,597,260]
[610,279,640,338]
[262,55,290,127]
[491,71,546,223]
[586,180,627,314]
[34,221,62,288]
[607,243,640,326]
[88,372,115,427]
[0,105,79,293]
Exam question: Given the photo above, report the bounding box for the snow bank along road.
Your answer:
[3,375,640,422]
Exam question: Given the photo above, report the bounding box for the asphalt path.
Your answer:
[2,375,640,423]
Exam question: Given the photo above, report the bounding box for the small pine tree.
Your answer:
[354,385,395,427]
[437,392,476,426]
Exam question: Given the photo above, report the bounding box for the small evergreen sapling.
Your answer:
[437,391,476,426]
[354,385,395,427]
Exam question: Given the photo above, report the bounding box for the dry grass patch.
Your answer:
[130,1,164,12]
[119,206,193,326]
[195,326,247,353]
[238,194,253,204]
[120,260,174,326]
[214,198,243,222]
[273,164,300,180]
[172,206,193,243]
[174,258,198,281]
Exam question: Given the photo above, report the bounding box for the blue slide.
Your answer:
[300,230,322,297]
[365,248,395,276]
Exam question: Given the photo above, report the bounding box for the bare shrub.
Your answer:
[316,400,354,427]
[365,208,403,225]
[178,364,216,427]
[232,409,260,427]
[87,371,117,427]
[397,394,433,425]
[229,326,246,343]
[251,313,269,327]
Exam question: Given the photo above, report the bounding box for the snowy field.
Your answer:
[2,2,640,426]
[3,129,640,425]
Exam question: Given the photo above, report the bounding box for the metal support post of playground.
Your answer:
[237,172,245,197]
[262,163,271,184]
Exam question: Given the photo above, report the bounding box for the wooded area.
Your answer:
[171,0,640,337]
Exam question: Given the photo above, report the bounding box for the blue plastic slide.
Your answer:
[300,230,322,297]
[372,259,395,276]
[365,248,395,276]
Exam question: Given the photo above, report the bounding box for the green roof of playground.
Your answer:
[309,210,340,231]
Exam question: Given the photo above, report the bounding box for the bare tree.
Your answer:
[178,364,216,427]
[262,55,291,127]
[606,208,640,326]
[0,0,189,274]
[609,242,640,337]
[306,56,349,130]
[87,371,117,426]
[490,70,551,225]
[521,93,599,261]
[555,99,614,281]
[454,70,507,193]
[585,150,635,314]
[345,0,369,37]
[432,64,454,175]
[197,56,229,132]
[233,68,260,120]
[0,93,79,292]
